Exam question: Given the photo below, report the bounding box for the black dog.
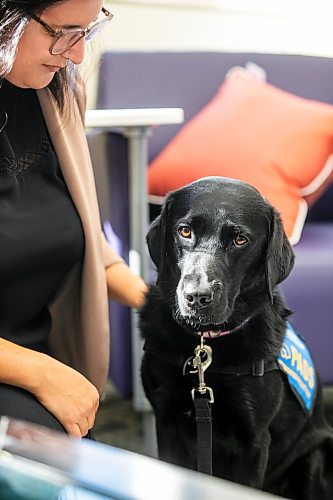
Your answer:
[140,176,333,500]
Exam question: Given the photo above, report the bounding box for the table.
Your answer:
[0,416,284,500]
[85,108,184,455]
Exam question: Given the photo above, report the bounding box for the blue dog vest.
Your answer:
[277,323,317,413]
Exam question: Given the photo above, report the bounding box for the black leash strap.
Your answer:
[194,395,213,475]
[187,340,215,475]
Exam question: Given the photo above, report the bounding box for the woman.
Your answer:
[0,0,147,438]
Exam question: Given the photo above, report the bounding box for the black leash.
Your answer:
[189,338,215,475]
[194,394,213,474]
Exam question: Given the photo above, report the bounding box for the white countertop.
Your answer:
[85,107,184,128]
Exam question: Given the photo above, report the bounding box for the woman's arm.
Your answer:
[0,338,99,438]
[106,261,148,309]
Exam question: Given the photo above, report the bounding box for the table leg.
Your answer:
[125,127,158,458]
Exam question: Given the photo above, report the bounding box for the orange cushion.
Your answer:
[148,73,333,244]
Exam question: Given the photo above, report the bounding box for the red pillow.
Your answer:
[148,73,333,244]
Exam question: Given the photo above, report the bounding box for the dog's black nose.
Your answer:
[184,290,213,308]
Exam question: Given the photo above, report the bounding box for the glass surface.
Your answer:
[0,416,285,500]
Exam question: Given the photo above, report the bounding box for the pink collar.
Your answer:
[198,317,251,339]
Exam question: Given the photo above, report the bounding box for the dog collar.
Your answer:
[198,317,251,339]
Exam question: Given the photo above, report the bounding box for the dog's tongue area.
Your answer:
[180,315,247,338]
[196,317,251,338]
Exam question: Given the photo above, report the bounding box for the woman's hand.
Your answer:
[0,339,99,437]
[33,355,100,438]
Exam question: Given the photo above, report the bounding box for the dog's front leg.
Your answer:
[141,362,197,469]
[155,415,197,470]
[214,431,271,489]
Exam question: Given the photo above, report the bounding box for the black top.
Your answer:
[0,80,85,352]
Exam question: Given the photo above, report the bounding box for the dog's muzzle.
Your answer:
[176,251,230,323]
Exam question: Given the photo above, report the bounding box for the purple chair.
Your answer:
[93,51,333,396]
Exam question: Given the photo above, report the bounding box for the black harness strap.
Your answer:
[194,395,213,475]
[144,344,280,376]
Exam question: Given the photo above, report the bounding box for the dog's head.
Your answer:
[147,176,294,334]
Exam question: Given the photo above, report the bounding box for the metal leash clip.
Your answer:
[191,336,214,403]
[183,335,212,375]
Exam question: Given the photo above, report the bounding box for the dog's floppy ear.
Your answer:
[146,203,168,270]
[265,207,295,303]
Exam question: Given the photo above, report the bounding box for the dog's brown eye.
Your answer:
[178,226,192,239]
[234,235,248,246]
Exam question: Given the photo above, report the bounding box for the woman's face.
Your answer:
[6,0,103,88]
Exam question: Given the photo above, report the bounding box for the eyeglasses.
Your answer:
[29,7,113,56]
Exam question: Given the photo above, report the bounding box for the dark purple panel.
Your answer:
[281,224,333,384]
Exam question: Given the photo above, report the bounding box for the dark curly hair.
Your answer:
[0,0,85,113]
